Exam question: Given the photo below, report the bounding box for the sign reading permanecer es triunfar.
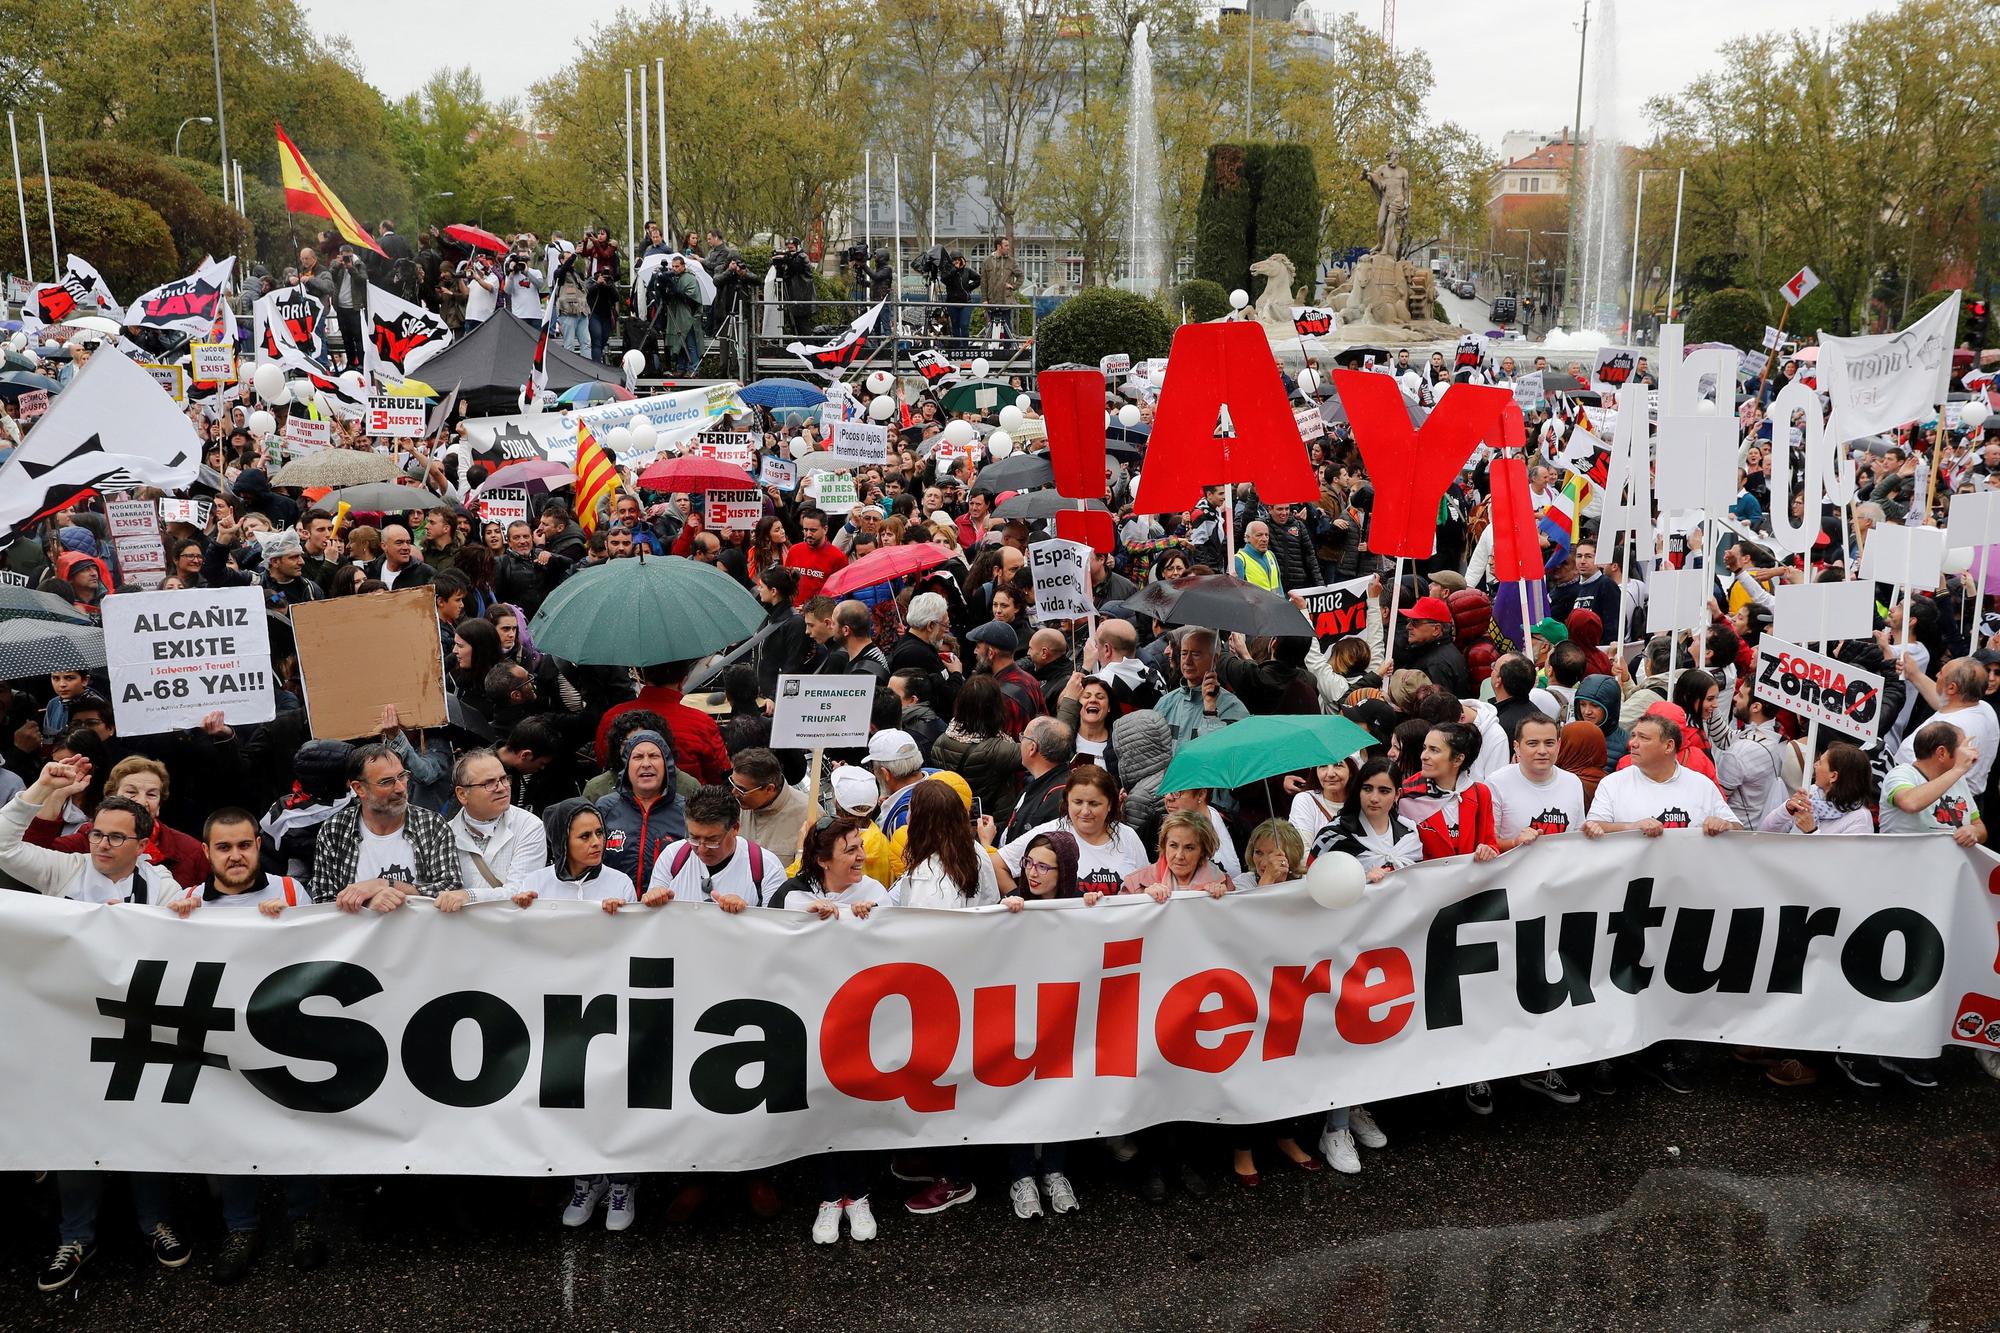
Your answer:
[772,673,875,749]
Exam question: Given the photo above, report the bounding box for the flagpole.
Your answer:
[638,65,651,243]
[7,113,31,284]
[655,57,668,236]
[892,154,903,338]
[863,150,871,258]
[1665,167,1685,320]
[35,114,56,267]
[208,0,229,205]
[623,69,636,268]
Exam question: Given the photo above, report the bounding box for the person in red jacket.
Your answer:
[784,507,847,605]
[593,661,731,784]
[22,754,207,887]
[1395,721,1500,862]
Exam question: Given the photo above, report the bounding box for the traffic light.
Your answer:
[1970,298,1989,351]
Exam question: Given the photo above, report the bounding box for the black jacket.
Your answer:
[1400,635,1471,698]
[943,265,980,303]
[757,602,807,700]
[1267,514,1324,591]
[494,550,569,616]
[364,557,435,589]
[774,250,815,302]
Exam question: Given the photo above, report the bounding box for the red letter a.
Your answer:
[1132,322,1319,515]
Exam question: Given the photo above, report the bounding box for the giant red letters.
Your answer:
[1132,323,1319,515]
[1039,368,1108,500]
[1333,371,1513,560]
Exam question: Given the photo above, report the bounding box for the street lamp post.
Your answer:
[420,191,453,228]
[1626,167,1671,336]
[174,116,213,158]
[207,0,229,203]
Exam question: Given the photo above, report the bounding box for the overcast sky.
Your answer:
[302,0,1893,154]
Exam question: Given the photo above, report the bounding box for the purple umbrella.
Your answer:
[474,458,575,495]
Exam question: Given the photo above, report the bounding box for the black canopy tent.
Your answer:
[414,309,622,417]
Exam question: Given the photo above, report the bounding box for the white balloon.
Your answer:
[1962,397,1992,432]
[1695,398,1717,415]
[252,364,287,404]
[247,410,277,439]
[467,425,495,450]
[970,357,990,378]
[1943,547,1975,576]
[42,339,59,352]
[997,405,1025,432]
[1228,288,1249,310]
[621,348,645,376]
[941,420,975,447]
[988,429,1013,458]
[868,395,895,422]
[1303,851,1366,909]
[629,417,657,451]
[7,331,24,351]
[865,370,895,395]
[607,426,633,453]
[1296,367,1320,396]
[1118,404,1142,428]
[1015,394,1032,411]
[790,438,813,459]
[291,381,317,405]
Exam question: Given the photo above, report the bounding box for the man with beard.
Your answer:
[310,743,460,909]
[784,507,848,604]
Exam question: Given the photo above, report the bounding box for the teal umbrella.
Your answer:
[528,552,765,666]
[1160,714,1376,795]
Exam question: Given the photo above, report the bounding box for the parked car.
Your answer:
[1490,294,1517,324]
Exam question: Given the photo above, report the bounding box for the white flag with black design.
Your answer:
[363,282,453,379]
[123,256,235,336]
[786,300,883,380]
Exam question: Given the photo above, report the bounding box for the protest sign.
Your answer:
[100,586,275,735]
[0,833,1992,1177]
[3,274,28,305]
[478,486,529,530]
[1859,524,1945,589]
[1645,567,1710,634]
[1027,538,1093,622]
[16,389,48,422]
[759,455,798,492]
[831,419,888,465]
[1099,352,1132,378]
[1762,325,1784,351]
[462,384,748,469]
[1294,577,1374,640]
[704,489,763,531]
[692,431,755,470]
[1293,403,1325,442]
[1511,372,1544,413]
[292,587,446,740]
[913,348,956,383]
[191,342,236,383]
[141,363,184,402]
[1772,581,1873,646]
[772,673,875,749]
[1592,347,1639,391]
[1754,636,1885,739]
[104,497,167,589]
[1781,265,1820,305]
[157,498,212,528]
[366,395,428,438]
[282,414,332,451]
[810,470,857,515]
[1290,307,1336,339]
[1454,334,1485,370]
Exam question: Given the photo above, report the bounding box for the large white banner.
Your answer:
[1819,294,1959,442]
[462,384,750,469]
[0,834,1992,1176]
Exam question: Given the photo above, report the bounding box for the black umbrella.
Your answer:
[1125,574,1315,638]
[976,453,1053,492]
[0,619,105,676]
[0,587,92,626]
[991,491,1108,522]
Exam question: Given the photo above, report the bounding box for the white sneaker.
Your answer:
[1978,1049,2000,1082]
[1009,1176,1043,1219]
[1043,1172,1079,1215]
[1349,1105,1388,1149]
[844,1196,877,1241]
[812,1200,843,1244]
[604,1182,636,1232]
[1321,1127,1362,1174]
[562,1176,607,1227]
[1106,1134,1139,1163]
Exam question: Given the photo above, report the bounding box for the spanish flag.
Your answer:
[275,123,386,257]
[573,422,620,534]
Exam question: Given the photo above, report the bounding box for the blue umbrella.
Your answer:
[739,377,827,410]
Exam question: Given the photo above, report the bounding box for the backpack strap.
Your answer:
[670,841,694,878]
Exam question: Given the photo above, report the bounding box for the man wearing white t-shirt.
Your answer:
[1584,714,1739,838]
[1489,714,1586,848]
[461,257,499,328]
[1891,656,1999,800]
[1880,720,1985,842]
[645,786,785,910]
[501,250,546,319]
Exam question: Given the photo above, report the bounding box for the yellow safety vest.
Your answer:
[1235,548,1280,591]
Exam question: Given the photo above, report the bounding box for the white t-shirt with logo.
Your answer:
[646,837,786,906]
[1488,763,1587,840]
[1587,763,1734,831]
[355,824,417,885]
[504,270,546,318]
[1001,819,1149,897]
[1878,763,1981,835]
[1892,701,1999,792]
[463,265,498,322]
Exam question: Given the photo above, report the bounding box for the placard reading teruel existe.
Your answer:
[101,586,275,736]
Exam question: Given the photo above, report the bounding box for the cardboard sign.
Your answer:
[292,586,446,740]
[15,389,48,422]
[1645,567,1711,634]
[157,498,212,528]
[1132,323,1319,516]
[760,455,798,492]
[366,395,428,438]
[283,414,332,451]
[692,430,755,470]
[1754,635,1884,739]
[1293,403,1326,442]
[830,420,888,466]
[810,470,857,515]
[1781,266,1819,306]
[704,488,763,531]
[101,586,275,736]
[479,486,529,530]
[1296,577,1373,640]
[1027,538,1093,622]
[1334,370,1512,560]
[141,363,185,402]
[105,498,167,588]
[1762,325,1784,351]
[191,342,237,383]
[1592,347,1639,391]
[1859,524,1946,589]
[772,673,875,750]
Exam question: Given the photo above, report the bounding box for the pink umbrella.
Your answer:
[822,542,950,597]
[637,457,759,492]
[474,458,574,494]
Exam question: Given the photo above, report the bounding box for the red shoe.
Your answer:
[1233,1170,1262,1189]
[903,1178,977,1215]
[665,1183,708,1223]
[746,1177,782,1220]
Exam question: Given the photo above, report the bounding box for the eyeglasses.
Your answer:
[729,777,773,797]
[684,831,731,850]
[456,776,509,792]
[1023,858,1060,875]
[362,773,409,790]
[86,830,134,848]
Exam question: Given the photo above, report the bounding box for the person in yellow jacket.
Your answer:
[787,766,903,886]
[1232,520,1280,591]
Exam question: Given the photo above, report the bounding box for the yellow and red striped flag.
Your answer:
[572,422,620,533]
[275,122,386,257]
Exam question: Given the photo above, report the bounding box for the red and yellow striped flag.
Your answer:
[573,422,620,533]
[276,122,386,257]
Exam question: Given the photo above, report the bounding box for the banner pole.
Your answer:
[1755,302,1791,405]
[1516,578,1533,656]
[623,70,635,269]
[1223,482,1235,572]
[807,745,825,814]
[35,113,56,267]
[1383,556,1404,674]
[7,111,32,284]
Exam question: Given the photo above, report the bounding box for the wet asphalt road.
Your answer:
[3,1048,1997,1332]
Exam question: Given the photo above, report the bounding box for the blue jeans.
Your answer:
[557,312,589,355]
[57,1170,171,1244]
[950,304,973,343]
[589,310,615,363]
[217,1175,322,1233]
[682,322,707,375]
[1006,1142,1067,1179]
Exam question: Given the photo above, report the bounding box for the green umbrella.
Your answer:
[1160,714,1376,795]
[528,552,765,666]
[937,378,1017,415]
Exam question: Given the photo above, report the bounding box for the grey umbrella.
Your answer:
[0,587,93,626]
[271,450,400,488]
[0,619,105,675]
[327,482,444,512]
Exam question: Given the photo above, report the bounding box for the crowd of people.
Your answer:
[1,298,1997,1294]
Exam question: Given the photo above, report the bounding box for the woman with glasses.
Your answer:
[993,765,1147,898]
[994,830,1087,1219]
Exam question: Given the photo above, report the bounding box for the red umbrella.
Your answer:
[822,542,950,597]
[443,223,510,255]
[636,457,758,492]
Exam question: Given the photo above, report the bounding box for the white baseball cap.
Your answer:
[831,766,879,814]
